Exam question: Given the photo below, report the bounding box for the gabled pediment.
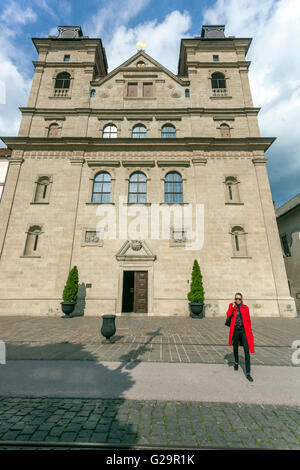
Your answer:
[116,239,156,261]
[93,50,188,87]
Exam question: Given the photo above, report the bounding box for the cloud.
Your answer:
[85,0,152,38]
[1,0,37,26]
[91,9,191,72]
[202,0,300,206]
[0,1,37,144]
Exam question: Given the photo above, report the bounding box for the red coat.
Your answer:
[226,303,254,353]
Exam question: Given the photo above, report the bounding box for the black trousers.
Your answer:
[232,327,251,374]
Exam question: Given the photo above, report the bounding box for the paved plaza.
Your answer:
[0,315,300,449]
[1,315,300,365]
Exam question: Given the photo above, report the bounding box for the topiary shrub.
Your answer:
[62,266,79,302]
[187,259,205,303]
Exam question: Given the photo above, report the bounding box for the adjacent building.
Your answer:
[0,25,296,317]
[276,193,300,314]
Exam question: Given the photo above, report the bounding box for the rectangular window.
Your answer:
[127,82,138,97]
[64,55,70,62]
[143,82,153,97]
[281,234,291,256]
[213,55,219,62]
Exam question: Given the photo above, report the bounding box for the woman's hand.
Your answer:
[232,302,235,308]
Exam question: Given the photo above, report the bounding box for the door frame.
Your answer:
[117,263,153,314]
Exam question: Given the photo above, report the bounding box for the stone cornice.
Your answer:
[1,136,276,153]
[32,61,96,69]
[186,61,251,69]
[18,106,261,117]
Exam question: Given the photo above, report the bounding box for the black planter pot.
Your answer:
[101,314,116,341]
[60,301,76,315]
[189,302,204,316]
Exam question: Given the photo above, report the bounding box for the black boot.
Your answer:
[246,373,253,382]
[234,362,238,371]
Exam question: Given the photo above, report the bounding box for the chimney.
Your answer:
[48,26,85,39]
[201,25,226,38]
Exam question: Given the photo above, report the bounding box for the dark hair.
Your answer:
[235,292,243,303]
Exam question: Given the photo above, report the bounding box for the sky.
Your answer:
[0,0,299,208]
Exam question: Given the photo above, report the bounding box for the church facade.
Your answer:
[0,25,296,317]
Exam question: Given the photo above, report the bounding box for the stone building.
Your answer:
[0,25,296,317]
[276,193,300,314]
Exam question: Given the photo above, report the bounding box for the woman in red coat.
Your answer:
[226,293,254,382]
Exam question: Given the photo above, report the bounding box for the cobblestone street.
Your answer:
[1,316,300,449]
[0,397,299,449]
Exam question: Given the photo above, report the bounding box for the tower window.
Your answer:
[231,226,248,257]
[211,72,226,89]
[185,89,190,98]
[213,55,219,62]
[64,55,70,62]
[90,89,96,98]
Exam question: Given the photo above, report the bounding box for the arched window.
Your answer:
[48,123,60,137]
[211,72,226,89]
[90,89,96,98]
[231,226,247,257]
[102,124,117,138]
[185,89,190,98]
[54,72,70,89]
[225,176,240,203]
[132,124,146,138]
[220,123,231,138]
[164,172,183,203]
[128,172,147,203]
[34,176,51,203]
[92,172,111,203]
[24,225,42,256]
[161,124,176,138]
[54,72,71,97]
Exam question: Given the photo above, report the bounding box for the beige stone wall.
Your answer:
[0,148,296,317]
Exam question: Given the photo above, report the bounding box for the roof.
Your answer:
[276,193,300,219]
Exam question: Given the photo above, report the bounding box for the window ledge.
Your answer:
[225,202,244,205]
[30,202,50,205]
[160,202,188,205]
[210,95,232,100]
[123,202,151,205]
[124,97,156,100]
[20,255,41,258]
[231,256,252,259]
[49,96,72,99]
[86,202,115,205]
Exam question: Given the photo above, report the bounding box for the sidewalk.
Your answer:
[1,360,300,406]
